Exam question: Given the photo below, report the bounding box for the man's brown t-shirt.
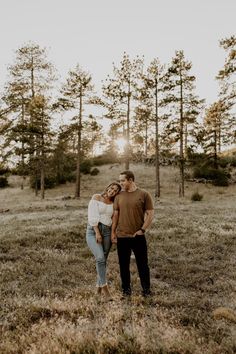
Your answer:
[113,188,154,237]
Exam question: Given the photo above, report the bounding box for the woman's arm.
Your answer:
[88,196,103,243]
[93,225,102,243]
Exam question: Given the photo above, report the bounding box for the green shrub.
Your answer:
[193,166,230,184]
[80,160,92,174]
[0,176,9,188]
[212,171,229,186]
[0,167,10,176]
[30,176,57,190]
[227,155,236,167]
[56,172,76,184]
[93,153,119,166]
[218,156,236,168]
[187,152,208,166]
[90,167,100,176]
[191,191,203,201]
[218,156,232,168]
[193,166,215,180]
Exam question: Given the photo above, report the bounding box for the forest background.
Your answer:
[0,35,235,198]
[0,0,235,199]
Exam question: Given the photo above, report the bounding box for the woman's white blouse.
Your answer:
[88,199,113,227]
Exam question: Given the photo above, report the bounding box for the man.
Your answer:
[112,170,154,297]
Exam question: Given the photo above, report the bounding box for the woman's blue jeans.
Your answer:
[86,223,112,287]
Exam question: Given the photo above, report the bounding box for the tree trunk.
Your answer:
[145,115,148,158]
[214,129,218,168]
[75,89,82,198]
[125,82,131,170]
[184,122,188,158]
[179,72,185,197]
[40,109,45,200]
[40,157,45,199]
[218,122,221,154]
[30,60,38,196]
[21,102,25,190]
[155,78,160,198]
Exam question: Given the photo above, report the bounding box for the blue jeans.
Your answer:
[86,223,112,287]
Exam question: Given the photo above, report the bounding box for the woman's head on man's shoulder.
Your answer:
[103,181,121,201]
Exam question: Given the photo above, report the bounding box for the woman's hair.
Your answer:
[102,182,121,201]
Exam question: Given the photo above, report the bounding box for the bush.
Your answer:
[30,176,57,190]
[218,157,231,168]
[93,153,119,166]
[0,167,10,176]
[80,160,92,174]
[193,166,230,186]
[0,176,9,188]
[90,167,100,176]
[193,166,215,180]
[230,156,236,167]
[56,172,76,184]
[217,155,236,168]
[187,152,208,166]
[212,171,230,186]
[191,191,203,201]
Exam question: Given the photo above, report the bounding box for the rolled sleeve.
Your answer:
[88,200,100,226]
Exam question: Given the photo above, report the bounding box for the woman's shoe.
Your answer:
[96,286,102,295]
[101,284,112,300]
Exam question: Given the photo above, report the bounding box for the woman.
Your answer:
[86,182,121,298]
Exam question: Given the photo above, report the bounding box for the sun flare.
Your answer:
[115,138,127,153]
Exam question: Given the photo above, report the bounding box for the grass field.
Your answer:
[0,164,236,354]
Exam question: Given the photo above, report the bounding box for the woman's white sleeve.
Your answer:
[88,200,100,226]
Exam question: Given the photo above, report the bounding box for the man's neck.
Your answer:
[127,183,137,192]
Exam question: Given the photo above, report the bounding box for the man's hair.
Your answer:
[120,170,135,181]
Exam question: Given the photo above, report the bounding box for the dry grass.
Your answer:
[0,164,236,354]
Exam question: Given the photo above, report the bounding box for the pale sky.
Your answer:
[1,0,235,108]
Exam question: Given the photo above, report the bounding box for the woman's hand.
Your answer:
[96,232,103,243]
[111,232,117,244]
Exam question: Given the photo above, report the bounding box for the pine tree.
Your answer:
[164,51,203,197]
[217,35,236,145]
[102,53,143,169]
[59,64,93,198]
[28,95,54,199]
[133,104,152,160]
[204,100,229,167]
[140,58,167,198]
[3,42,55,191]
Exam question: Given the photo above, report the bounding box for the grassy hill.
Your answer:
[0,164,235,353]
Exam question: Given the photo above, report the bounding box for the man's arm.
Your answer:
[134,209,154,236]
[111,210,119,243]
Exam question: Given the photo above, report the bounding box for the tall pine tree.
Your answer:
[3,42,55,191]
[102,53,143,169]
[217,35,236,146]
[164,51,202,197]
[59,64,93,198]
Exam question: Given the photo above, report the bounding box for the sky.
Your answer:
[0,0,235,116]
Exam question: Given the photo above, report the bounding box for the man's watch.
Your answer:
[140,228,145,234]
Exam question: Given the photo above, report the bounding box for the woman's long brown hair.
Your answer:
[102,182,121,202]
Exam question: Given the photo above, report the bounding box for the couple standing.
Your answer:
[86,170,154,299]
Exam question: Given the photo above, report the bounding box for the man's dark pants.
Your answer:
[117,235,150,295]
